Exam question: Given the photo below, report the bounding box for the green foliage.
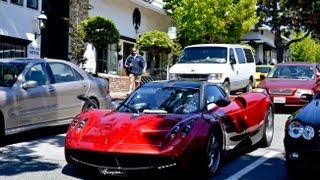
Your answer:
[79,16,120,49]
[64,0,93,65]
[289,33,320,63]
[137,30,173,54]
[163,0,258,46]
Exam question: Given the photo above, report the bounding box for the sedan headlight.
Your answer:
[294,89,313,97]
[255,88,267,94]
[288,121,314,140]
[169,73,178,80]
[208,73,223,80]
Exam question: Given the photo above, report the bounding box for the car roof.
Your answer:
[0,58,73,64]
[142,80,214,89]
[185,43,250,49]
[275,62,317,66]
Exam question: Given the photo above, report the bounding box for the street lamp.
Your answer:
[34,11,47,39]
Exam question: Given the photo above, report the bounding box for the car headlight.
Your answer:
[255,88,267,94]
[288,121,314,140]
[169,73,178,80]
[168,121,194,140]
[294,89,313,97]
[208,73,223,80]
[77,118,88,131]
[303,125,315,140]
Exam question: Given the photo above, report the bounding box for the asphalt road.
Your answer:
[0,111,313,180]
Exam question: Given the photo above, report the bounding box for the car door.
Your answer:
[17,63,52,127]
[228,48,241,91]
[45,62,89,122]
[234,47,248,90]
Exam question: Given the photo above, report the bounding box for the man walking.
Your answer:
[124,47,146,94]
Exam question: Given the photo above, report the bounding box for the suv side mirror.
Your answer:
[230,55,236,64]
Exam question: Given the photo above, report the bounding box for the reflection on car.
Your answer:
[0,58,111,138]
[255,62,320,109]
[284,92,320,174]
[65,80,274,178]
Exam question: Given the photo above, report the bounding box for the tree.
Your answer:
[163,0,258,46]
[64,0,93,65]
[79,16,120,74]
[256,0,320,63]
[289,32,320,63]
[137,30,173,77]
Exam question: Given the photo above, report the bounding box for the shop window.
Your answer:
[11,0,23,6]
[27,0,38,9]
[0,43,26,58]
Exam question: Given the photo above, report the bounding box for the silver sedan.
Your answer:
[0,58,112,137]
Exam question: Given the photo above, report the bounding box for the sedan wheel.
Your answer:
[206,132,222,175]
[82,98,99,111]
[259,106,274,147]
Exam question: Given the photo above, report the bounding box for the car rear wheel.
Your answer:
[82,98,99,111]
[259,106,274,147]
[206,131,222,176]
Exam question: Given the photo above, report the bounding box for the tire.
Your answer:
[82,98,99,111]
[206,131,222,176]
[244,80,253,93]
[222,81,230,96]
[259,106,274,147]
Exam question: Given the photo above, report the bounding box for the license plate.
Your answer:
[273,97,286,103]
[98,168,127,176]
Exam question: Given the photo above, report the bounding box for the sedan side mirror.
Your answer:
[22,81,38,89]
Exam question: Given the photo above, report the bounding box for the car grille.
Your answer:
[178,74,208,81]
[269,89,292,95]
[66,149,177,170]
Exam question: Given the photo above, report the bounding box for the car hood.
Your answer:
[259,79,315,89]
[294,100,320,125]
[68,111,196,147]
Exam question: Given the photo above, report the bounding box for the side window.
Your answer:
[244,49,255,63]
[49,63,77,83]
[205,85,225,104]
[235,48,246,64]
[25,63,49,86]
[229,48,236,64]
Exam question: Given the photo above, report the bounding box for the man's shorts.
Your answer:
[129,73,142,82]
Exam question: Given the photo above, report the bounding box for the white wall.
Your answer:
[0,0,43,57]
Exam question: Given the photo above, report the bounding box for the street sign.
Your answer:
[167,26,176,39]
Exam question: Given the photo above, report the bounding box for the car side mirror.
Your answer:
[260,74,266,80]
[215,98,231,107]
[230,55,236,64]
[301,94,313,102]
[22,81,38,89]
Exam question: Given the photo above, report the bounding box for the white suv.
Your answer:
[169,44,256,95]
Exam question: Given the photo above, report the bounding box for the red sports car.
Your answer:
[65,80,274,178]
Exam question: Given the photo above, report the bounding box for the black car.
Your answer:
[284,91,320,173]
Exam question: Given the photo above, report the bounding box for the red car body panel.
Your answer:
[64,81,273,176]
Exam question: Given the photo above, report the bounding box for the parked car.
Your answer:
[255,64,274,87]
[0,58,112,138]
[284,92,320,173]
[169,44,256,95]
[255,62,320,109]
[65,80,274,178]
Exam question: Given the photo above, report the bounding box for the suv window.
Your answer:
[244,49,255,63]
[235,48,246,64]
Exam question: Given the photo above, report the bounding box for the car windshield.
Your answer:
[177,47,227,64]
[0,62,26,87]
[118,86,200,114]
[256,66,272,73]
[267,65,314,80]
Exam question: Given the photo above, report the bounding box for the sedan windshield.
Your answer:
[118,86,200,114]
[177,47,227,64]
[267,65,314,80]
[0,62,26,87]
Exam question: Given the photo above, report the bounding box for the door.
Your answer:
[228,48,241,91]
[234,47,248,89]
[45,62,89,122]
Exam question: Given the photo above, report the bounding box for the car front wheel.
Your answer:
[206,131,222,176]
[259,106,274,147]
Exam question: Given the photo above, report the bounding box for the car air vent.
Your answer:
[178,74,208,81]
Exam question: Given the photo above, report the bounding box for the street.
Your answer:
[1,111,312,180]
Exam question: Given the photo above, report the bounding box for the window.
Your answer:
[25,63,49,86]
[11,0,23,6]
[49,63,77,83]
[235,48,246,64]
[244,49,255,63]
[1,43,26,58]
[27,0,38,9]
